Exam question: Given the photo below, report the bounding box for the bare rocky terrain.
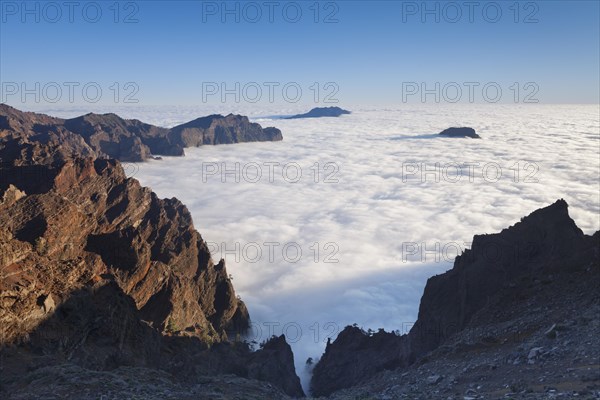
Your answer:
[312,201,599,399]
[0,106,302,398]
[324,260,599,399]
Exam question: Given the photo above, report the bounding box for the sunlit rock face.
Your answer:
[0,103,282,163]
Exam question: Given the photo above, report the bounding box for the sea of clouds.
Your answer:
[37,103,600,391]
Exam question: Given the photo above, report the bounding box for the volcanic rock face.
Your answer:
[0,158,245,345]
[310,327,409,396]
[169,114,283,146]
[0,105,303,397]
[0,104,283,163]
[409,199,596,356]
[63,112,174,160]
[247,335,305,398]
[438,127,481,138]
[324,259,600,399]
[285,106,351,119]
[311,200,599,397]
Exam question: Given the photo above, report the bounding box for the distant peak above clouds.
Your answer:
[438,127,481,139]
[285,106,351,119]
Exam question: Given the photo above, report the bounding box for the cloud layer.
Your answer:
[37,104,600,391]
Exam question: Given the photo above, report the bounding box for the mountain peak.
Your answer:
[285,106,351,119]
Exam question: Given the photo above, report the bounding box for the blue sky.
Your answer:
[1,0,599,106]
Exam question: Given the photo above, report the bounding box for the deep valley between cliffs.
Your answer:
[1,105,598,399]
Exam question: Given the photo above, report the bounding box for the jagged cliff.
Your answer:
[311,200,599,397]
[0,105,303,397]
[168,114,283,147]
[0,158,247,344]
[0,104,283,164]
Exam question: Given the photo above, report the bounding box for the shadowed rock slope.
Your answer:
[311,200,599,397]
[0,103,283,163]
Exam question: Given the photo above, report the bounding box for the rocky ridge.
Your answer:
[311,200,599,397]
[0,104,283,164]
[325,263,600,399]
[0,158,247,344]
[285,107,351,119]
[0,105,303,397]
[0,159,303,397]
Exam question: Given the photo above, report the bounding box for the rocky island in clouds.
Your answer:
[285,107,351,119]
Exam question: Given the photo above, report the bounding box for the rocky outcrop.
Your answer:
[0,158,246,345]
[63,112,176,160]
[409,199,596,356]
[0,105,97,167]
[438,127,481,138]
[0,277,304,398]
[0,122,302,396]
[310,327,408,396]
[0,104,283,163]
[285,107,351,119]
[169,114,283,146]
[325,259,600,399]
[248,335,305,397]
[311,200,599,396]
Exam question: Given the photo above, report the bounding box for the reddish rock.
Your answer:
[0,104,283,164]
[0,108,303,397]
[0,158,247,345]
